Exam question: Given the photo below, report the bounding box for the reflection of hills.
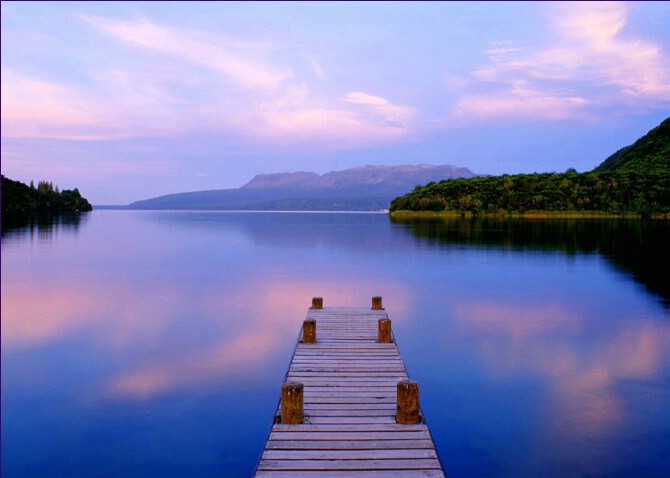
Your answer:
[1,213,89,240]
[150,211,418,254]
[390,216,670,308]
[147,212,669,307]
[238,213,399,251]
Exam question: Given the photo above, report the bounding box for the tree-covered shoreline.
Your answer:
[390,117,670,218]
[389,171,670,218]
[2,175,93,216]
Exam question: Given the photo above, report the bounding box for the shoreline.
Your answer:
[389,210,670,220]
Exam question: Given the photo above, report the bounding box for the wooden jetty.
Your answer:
[253,296,446,477]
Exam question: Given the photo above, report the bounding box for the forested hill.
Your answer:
[1,175,93,215]
[390,117,670,218]
[594,117,670,173]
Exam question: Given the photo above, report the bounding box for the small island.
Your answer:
[390,117,670,219]
[2,175,93,216]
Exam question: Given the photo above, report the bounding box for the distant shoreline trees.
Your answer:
[390,117,670,219]
[389,171,670,218]
[2,175,93,216]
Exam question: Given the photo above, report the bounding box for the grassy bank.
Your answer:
[389,210,670,220]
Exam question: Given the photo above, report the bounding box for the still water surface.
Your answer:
[2,211,669,478]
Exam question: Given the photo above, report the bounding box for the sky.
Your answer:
[2,1,669,205]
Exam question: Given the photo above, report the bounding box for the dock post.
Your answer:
[311,297,323,309]
[303,319,316,343]
[396,380,420,424]
[378,318,392,343]
[372,296,383,310]
[281,382,304,424]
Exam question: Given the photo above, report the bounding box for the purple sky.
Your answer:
[2,1,669,204]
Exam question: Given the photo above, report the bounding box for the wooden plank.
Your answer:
[264,439,437,450]
[262,448,438,460]
[303,410,395,417]
[303,404,396,410]
[268,431,432,441]
[257,458,443,470]
[304,416,397,424]
[255,471,445,478]
[287,373,406,378]
[287,379,405,383]
[253,305,445,478]
[302,398,397,404]
[303,392,396,399]
[272,424,428,432]
[291,360,403,364]
[303,387,397,393]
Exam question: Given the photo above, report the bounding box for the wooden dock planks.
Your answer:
[253,305,446,477]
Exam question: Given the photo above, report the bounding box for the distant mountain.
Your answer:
[594,117,670,173]
[242,164,474,190]
[124,164,476,211]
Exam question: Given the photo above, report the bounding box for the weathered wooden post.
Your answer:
[372,296,383,310]
[281,382,304,424]
[378,318,392,343]
[396,380,420,424]
[311,297,323,309]
[303,319,316,343]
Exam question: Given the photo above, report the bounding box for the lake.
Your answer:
[2,211,669,478]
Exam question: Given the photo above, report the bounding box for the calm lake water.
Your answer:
[2,211,669,478]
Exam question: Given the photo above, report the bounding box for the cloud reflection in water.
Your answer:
[449,297,670,476]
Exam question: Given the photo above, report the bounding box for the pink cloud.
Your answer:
[1,65,416,148]
[454,81,590,123]
[342,91,390,106]
[1,70,107,139]
[80,15,291,91]
[0,68,194,140]
[451,1,670,123]
[3,14,419,150]
[254,107,412,149]
[224,88,417,149]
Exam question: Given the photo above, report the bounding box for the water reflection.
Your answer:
[149,211,411,253]
[391,215,670,307]
[451,299,668,427]
[431,281,670,477]
[1,212,89,241]
[2,211,668,478]
[2,262,409,401]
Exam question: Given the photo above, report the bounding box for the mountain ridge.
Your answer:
[242,164,474,189]
[124,164,476,211]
